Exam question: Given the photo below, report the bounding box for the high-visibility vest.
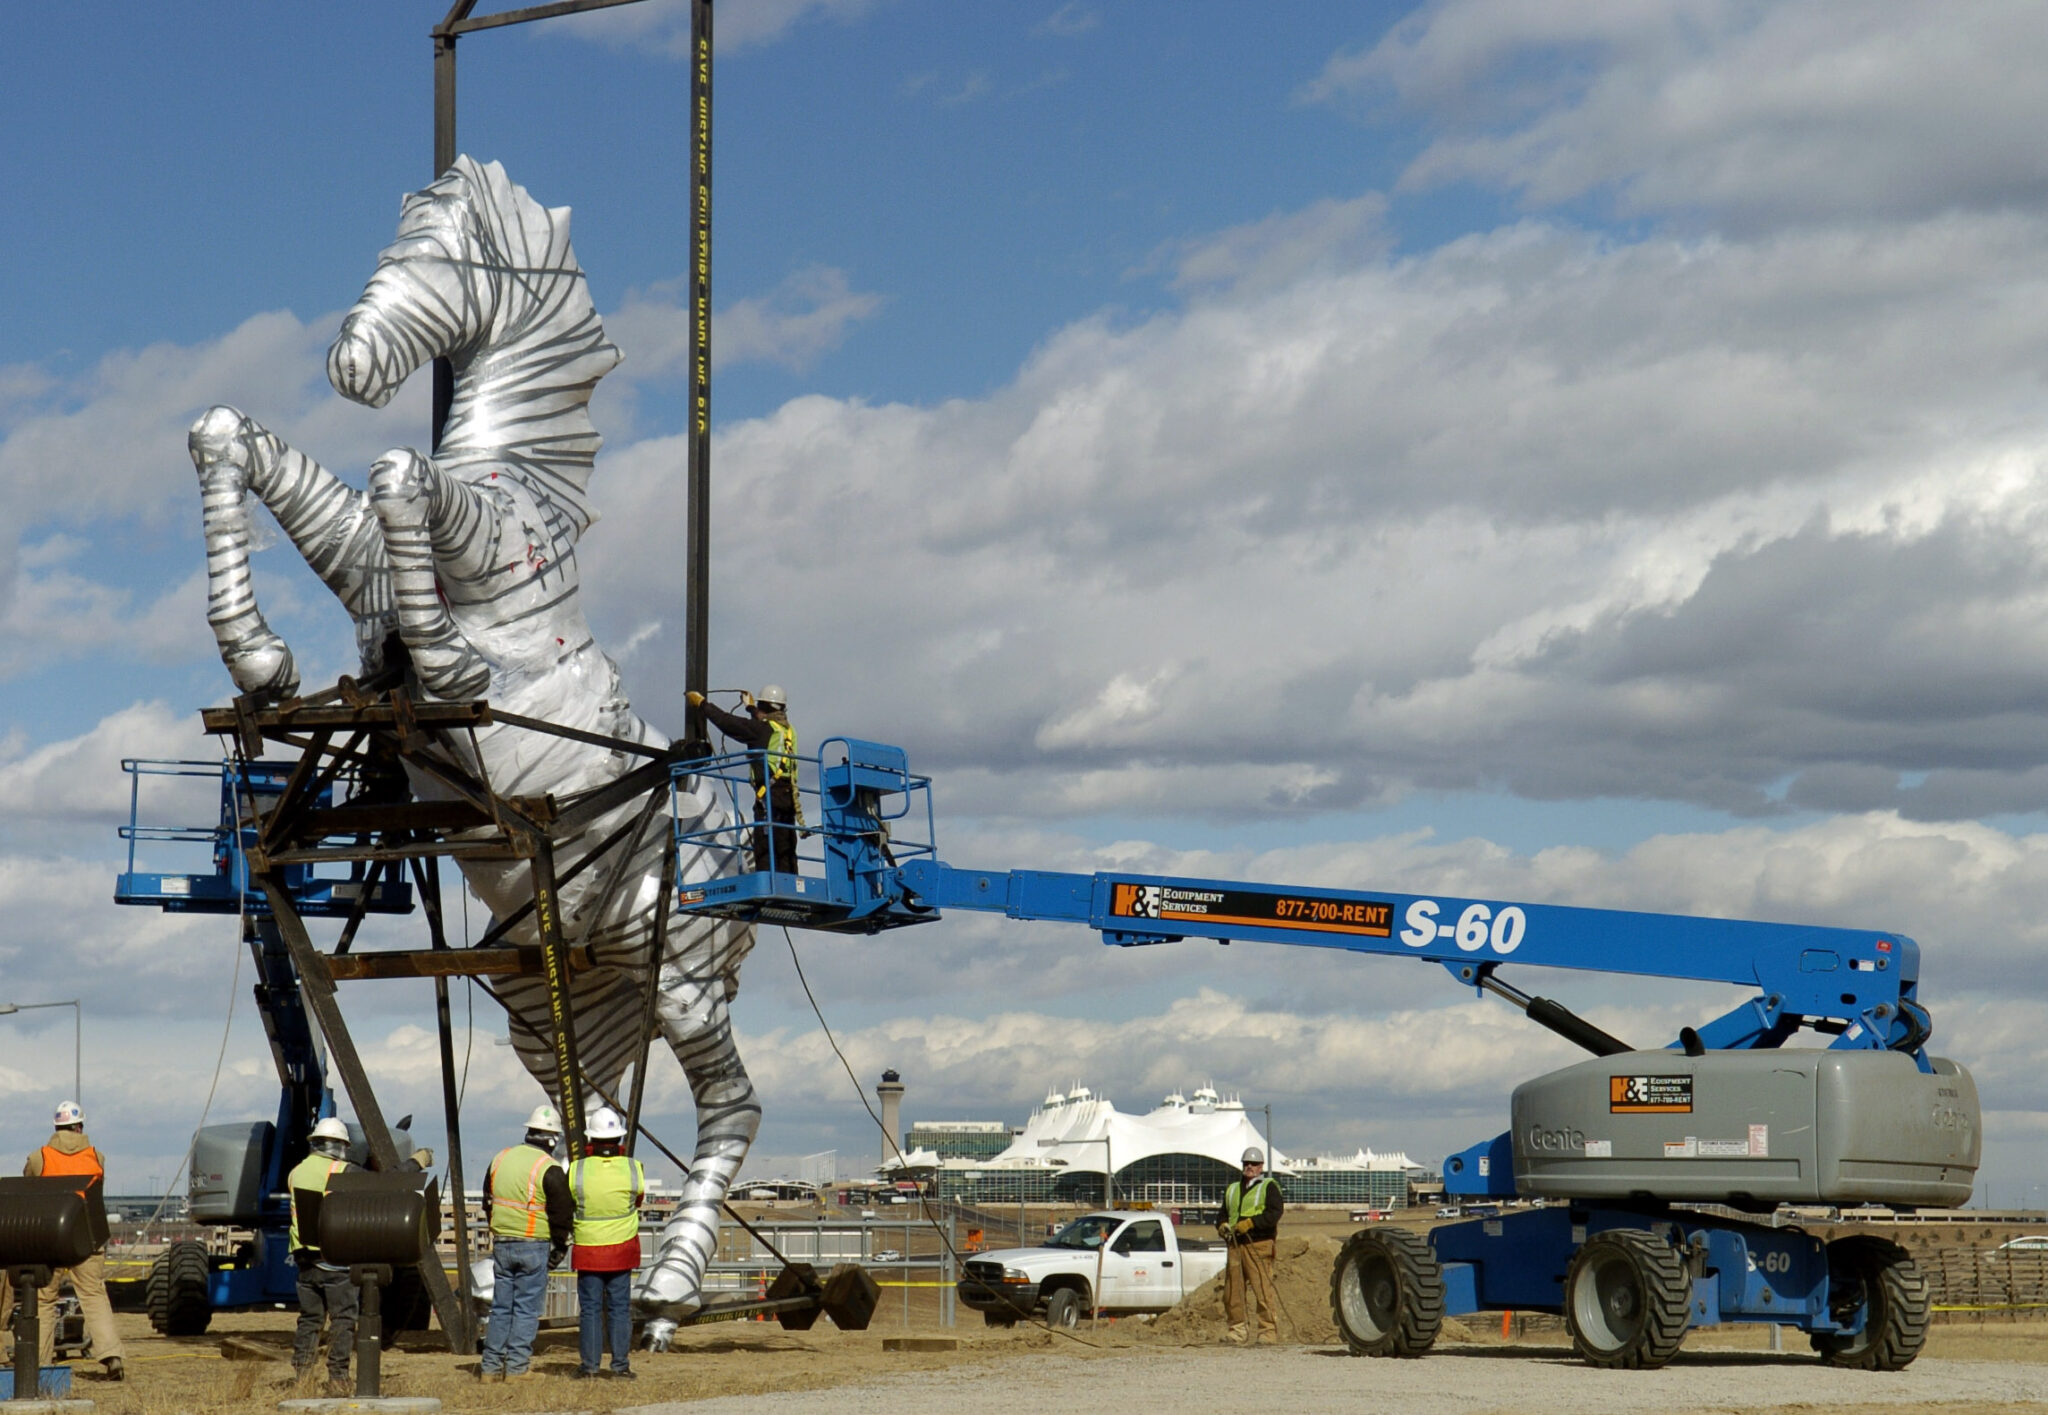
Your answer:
[489,1143,560,1239]
[38,1145,103,1183]
[761,720,805,827]
[287,1155,348,1252]
[567,1155,645,1247]
[1224,1176,1275,1225]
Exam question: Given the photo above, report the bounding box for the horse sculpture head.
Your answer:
[327,157,620,537]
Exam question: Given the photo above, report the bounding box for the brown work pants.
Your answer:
[1223,1237,1279,1343]
[37,1252,125,1365]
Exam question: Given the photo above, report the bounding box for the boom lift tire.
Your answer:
[1331,1227,1444,1357]
[1563,1229,1690,1369]
[1811,1235,1928,1371]
[146,1240,214,1336]
[1044,1287,1085,1330]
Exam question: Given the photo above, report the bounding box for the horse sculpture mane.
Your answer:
[188,156,754,1343]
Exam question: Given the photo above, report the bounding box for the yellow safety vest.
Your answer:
[761,719,806,827]
[1224,1176,1275,1225]
[567,1155,646,1247]
[287,1154,348,1252]
[488,1143,560,1239]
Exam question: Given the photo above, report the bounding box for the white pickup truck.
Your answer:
[956,1211,1229,1327]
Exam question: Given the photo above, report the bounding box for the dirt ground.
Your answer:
[62,1214,2048,1413]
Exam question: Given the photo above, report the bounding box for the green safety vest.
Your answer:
[567,1155,646,1247]
[287,1154,348,1252]
[1224,1176,1275,1225]
[761,719,806,827]
[489,1143,560,1239]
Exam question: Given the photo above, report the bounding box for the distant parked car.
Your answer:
[1995,1235,2048,1253]
[870,1249,902,1263]
[1435,1206,1461,1219]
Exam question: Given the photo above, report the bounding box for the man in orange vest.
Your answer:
[25,1101,124,1379]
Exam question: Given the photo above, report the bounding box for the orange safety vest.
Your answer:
[39,1145,103,1182]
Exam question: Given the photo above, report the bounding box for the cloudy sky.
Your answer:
[7,0,2048,1208]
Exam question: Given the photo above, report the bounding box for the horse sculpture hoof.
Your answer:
[225,633,299,701]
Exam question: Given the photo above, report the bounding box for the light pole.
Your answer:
[0,1000,81,1106]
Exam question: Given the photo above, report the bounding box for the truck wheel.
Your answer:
[1563,1229,1689,1369]
[1330,1227,1444,1357]
[1812,1236,1928,1371]
[1044,1287,1084,1330]
[147,1241,213,1337]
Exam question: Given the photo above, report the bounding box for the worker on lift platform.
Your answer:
[478,1105,574,1383]
[288,1117,356,1395]
[686,685,804,872]
[25,1101,125,1380]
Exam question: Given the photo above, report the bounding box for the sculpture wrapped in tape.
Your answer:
[189,157,746,1343]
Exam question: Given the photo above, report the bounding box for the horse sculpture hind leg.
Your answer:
[189,405,397,697]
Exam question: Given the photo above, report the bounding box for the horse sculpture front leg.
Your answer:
[635,975,762,1347]
[189,406,397,696]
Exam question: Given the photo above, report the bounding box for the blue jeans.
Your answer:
[480,1240,551,1375]
[577,1269,633,1373]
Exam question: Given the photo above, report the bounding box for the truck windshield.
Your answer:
[1045,1216,1121,1250]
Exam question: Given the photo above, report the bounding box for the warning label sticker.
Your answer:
[1610,1074,1694,1113]
[1108,882,1393,937]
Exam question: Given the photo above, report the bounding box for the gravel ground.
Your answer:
[623,1346,2048,1415]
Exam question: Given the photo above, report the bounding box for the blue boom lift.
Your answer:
[673,735,1981,1370]
[114,758,415,1334]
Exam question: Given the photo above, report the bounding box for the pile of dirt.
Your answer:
[1140,1235,1481,1348]
[1142,1235,1346,1345]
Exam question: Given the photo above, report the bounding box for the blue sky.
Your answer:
[8,0,2048,1210]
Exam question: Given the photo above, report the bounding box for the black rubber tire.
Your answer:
[1811,1235,1928,1371]
[1330,1227,1445,1357]
[1043,1287,1084,1330]
[1563,1228,1690,1370]
[156,1241,212,1337]
[983,1311,1018,1328]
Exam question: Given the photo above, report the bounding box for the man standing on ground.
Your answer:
[478,1105,573,1382]
[287,1117,356,1394]
[1215,1145,1283,1344]
[686,686,803,872]
[26,1102,124,1381]
[568,1108,644,1380]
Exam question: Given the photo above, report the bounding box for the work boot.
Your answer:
[1227,1322,1249,1344]
[610,1367,636,1380]
[326,1377,353,1397]
[101,1357,124,1382]
[479,1370,505,1384]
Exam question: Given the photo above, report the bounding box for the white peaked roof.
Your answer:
[974,1081,1282,1175]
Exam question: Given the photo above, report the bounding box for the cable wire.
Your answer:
[780,925,1104,1346]
[146,875,248,1227]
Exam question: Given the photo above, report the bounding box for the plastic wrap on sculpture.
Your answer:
[188,157,746,1342]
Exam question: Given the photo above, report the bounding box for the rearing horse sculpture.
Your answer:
[189,157,748,1342]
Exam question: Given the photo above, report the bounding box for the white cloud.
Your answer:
[609,267,886,380]
[1307,1,2048,228]
[1034,4,1099,39]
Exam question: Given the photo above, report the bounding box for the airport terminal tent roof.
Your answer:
[981,1084,1281,1176]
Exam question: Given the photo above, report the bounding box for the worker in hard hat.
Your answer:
[1214,1145,1284,1344]
[287,1117,358,1394]
[478,1105,574,1383]
[24,1101,124,1380]
[686,686,804,873]
[567,1107,645,1379]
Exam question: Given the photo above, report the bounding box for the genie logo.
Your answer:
[1525,1124,1585,1153]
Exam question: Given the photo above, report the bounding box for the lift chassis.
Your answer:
[674,736,1980,1369]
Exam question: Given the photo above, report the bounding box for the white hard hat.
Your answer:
[1241,1146,1265,1165]
[53,1101,82,1127]
[755,685,786,709]
[585,1106,627,1141]
[310,1117,352,1144]
[525,1104,564,1135]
